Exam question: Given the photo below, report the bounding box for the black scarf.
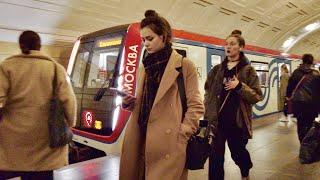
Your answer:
[139,45,172,134]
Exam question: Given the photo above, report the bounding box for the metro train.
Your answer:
[67,23,301,154]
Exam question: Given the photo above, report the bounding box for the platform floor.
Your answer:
[54,113,320,180]
[189,113,320,180]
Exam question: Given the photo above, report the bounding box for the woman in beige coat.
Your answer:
[279,64,290,122]
[119,10,204,180]
[0,31,76,179]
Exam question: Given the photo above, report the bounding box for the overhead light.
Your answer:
[282,21,320,52]
[282,36,296,49]
[304,22,320,32]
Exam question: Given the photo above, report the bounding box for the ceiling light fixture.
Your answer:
[282,36,296,49]
[282,20,320,52]
[304,22,320,32]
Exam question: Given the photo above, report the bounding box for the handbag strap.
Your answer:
[219,91,231,113]
[52,63,58,97]
[177,58,187,122]
[288,75,307,100]
[177,58,211,138]
[218,66,239,113]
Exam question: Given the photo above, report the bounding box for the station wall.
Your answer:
[0,41,72,68]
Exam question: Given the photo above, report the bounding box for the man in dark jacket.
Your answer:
[286,54,320,143]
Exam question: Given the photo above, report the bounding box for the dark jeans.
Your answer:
[209,128,252,180]
[0,170,53,180]
[293,102,317,143]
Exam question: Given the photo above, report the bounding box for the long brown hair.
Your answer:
[281,64,289,73]
[140,10,172,47]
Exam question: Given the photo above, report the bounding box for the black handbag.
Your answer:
[299,120,320,164]
[176,60,212,170]
[48,63,73,148]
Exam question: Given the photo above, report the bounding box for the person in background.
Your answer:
[0,30,77,180]
[204,30,262,180]
[119,10,204,180]
[286,54,320,143]
[279,64,290,122]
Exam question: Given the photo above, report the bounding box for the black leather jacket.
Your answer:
[286,64,320,108]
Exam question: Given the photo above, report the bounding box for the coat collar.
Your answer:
[221,52,249,70]
[6,50,55,62]
[152,50,182,108]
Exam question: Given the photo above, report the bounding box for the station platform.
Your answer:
[54,155,119,180]
[189,113,320,179]
[54,113,320,179]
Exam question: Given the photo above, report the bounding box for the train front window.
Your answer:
[87,47,119,89]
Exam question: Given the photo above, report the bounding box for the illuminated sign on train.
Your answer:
[82,110,94,128]
[94,120,102,130]
[97,38,122,48]
[123,45,138,94]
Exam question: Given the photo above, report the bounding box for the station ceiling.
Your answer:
[0,0,319,60]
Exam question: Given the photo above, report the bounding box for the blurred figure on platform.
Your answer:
[279,64,290,122]
[286,53,320,143]
[0,30,76,180]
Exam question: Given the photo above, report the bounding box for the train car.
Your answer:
[67,23,301,155]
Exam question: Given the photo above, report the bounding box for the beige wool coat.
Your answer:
[0,51,77,171]
[119,50,204,180]
[279,73,289,111]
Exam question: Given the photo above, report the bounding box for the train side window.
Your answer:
[251,61,269,87]
[211,55,222,69]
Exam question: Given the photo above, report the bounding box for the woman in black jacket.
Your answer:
[204,31,262,180]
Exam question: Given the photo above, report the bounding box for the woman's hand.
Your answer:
[224,75,239,90]
[123,95,136,105]
[122,90,136,109]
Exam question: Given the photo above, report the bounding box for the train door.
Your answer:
[173,42,208,96]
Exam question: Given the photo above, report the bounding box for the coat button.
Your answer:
[165,154,170,159]
[165,129,172,134]
[170,103,173,107]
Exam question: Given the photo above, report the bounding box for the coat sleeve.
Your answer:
[204,65,219,121]
[313,71,320,114]
[286,70,300,98]
[181,60,205,137]
[238,66,262,104]
[280,74,289,97]
[0,64,9,108]
[56,63,77,127]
